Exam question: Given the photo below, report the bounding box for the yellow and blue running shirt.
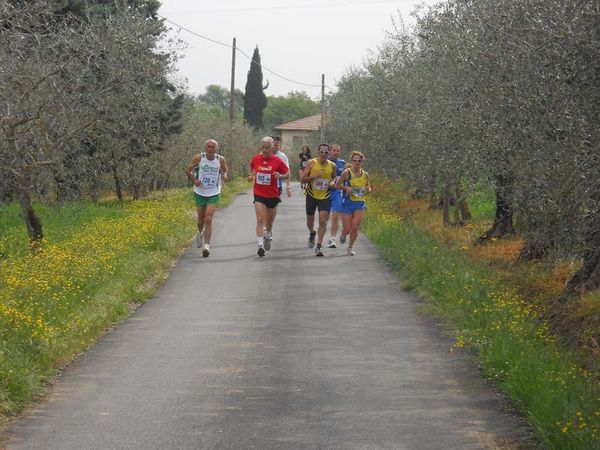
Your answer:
[305,158,336,200]
[347,169,369,202]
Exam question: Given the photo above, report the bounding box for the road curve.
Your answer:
[1,185,532,449]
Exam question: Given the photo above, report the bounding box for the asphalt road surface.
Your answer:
[1,185,532,449]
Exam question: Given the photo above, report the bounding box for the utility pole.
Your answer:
[320,74,325,142]
[229,37,236,123]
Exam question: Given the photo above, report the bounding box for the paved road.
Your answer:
[1,186,532,449]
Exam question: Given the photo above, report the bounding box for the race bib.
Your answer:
[256,172,272,185]
[314,178,330,190]
[352,187,366,198]
[201,173,218,188]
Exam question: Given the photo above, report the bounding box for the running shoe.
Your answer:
[327,238,337,248]
[263,231,272,251]
[347,247,355,256]
[257,245,266,257]
[315,244,324,257]
[196,229,204,248]
[308,231,316,248]
[202,244,210,257]
[339,233,347,244]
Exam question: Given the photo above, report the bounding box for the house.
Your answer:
[273,113,322,154]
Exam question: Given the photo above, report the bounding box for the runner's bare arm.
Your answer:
[247,158,255,182]
[220,157,229,182]
[329,161,337,188]
[300,160,315,183]
[185,154,201,186]
[335,169,351,193]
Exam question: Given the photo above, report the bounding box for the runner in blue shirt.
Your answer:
[327,143,346,248]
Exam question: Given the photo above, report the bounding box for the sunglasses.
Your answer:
[319,150,330,154]
[352,159,363,163]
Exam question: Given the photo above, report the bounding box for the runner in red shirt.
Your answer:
[247,136,290,257]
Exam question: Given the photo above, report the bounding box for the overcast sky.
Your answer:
[158,0,439,99]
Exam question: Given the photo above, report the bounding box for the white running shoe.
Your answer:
[327,238,337,248]
[347,247,355,256]
[196,229,204,248]
[263,231,272,251]
[315,244,324,257]
[202,243,210,257]
[339,234,347,244]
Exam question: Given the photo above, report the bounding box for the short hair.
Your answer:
[350,151,365,160]
[205,139,218,148]
[260,136,274,147]
[318,143,330,152]
[271,136,281,142]
[331,143,341,150]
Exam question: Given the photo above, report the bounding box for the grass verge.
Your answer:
[0,180,247,420]
[362,180,599,449]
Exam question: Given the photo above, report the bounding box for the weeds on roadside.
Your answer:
[363,181,599,449]
[0,181,247,417]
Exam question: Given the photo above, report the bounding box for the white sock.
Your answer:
[258,237,264,246]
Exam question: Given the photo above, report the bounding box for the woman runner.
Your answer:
[335,151,372,255]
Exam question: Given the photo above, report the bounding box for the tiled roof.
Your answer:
[273,113,321,131]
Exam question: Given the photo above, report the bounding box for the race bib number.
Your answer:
[314,178,330,190]
[201,174,218,188]
[256,172,272,185]
[352,187,366,198]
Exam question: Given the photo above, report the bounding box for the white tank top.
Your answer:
[193,153,222,197]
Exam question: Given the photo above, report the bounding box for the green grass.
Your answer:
[364,183,599,449]
[466,184,496,220]
[0,180,248,419]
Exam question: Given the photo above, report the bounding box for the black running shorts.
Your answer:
[254,195,281,209]
[306,195,330,216]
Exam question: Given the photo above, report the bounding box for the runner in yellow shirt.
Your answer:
[335,151,372,256]
[301,143,337,256]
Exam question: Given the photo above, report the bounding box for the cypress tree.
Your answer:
[243,46,268,131]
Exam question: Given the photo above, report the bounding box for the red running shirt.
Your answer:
[250,153,289,198]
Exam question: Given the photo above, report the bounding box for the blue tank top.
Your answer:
[329,158,345,178]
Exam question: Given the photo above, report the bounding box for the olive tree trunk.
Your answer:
[16,187,43,246]
[476,174,514,244]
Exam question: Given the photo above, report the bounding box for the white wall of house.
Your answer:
[280,130,320,153]
[277,130,320,173]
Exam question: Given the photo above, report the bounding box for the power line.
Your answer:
[158,15,231,49]
[235,47,322,88]
[157,14,336,91]
[162,0,411,15]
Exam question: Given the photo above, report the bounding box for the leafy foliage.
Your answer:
[329,0,600,295]
[263,91,320,132]
[0,0,183,240]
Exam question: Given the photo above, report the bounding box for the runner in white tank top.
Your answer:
[185,139,228,257]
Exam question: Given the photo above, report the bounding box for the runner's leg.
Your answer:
[317,209,329,247]
[255,202,267,240]
[197,205,206,234]
[266,205,277,234]
[348,210,364,249]
[341,212,352,238]
[265,206,277,233]
[331,211,340,240]
[196,204,206,247]
[203,203,217,244]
